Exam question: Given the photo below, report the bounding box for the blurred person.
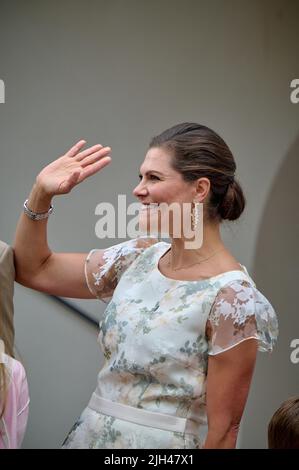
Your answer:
[0,241,15,357]
[0,242,29,449]
[268,397,299,449]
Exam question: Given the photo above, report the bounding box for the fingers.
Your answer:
[65,140,86,158]
[78,156,111,183]
[75,144,104,162]
[80,147,111,168]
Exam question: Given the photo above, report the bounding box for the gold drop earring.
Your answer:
[191,200,200,231]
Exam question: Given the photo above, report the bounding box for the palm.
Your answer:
[36,140,111,196]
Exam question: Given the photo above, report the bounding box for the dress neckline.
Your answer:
[154,241,250,284]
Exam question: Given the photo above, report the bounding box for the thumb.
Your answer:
[59,170,81,193]
[69,170,81,185]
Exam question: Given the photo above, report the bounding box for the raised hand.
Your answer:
[36,140,112,196]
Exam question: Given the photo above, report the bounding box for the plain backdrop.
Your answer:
[0,0,298,448]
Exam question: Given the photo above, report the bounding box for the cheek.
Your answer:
[162,188,190,205]
[152,184,184,203]
[144,186,168,203]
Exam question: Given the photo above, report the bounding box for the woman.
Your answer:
[13,122,278,449]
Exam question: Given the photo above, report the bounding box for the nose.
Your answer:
[132,180,148,198]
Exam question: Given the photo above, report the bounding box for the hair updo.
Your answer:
[148,122,246,222]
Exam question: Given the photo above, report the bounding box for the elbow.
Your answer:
[13,249,51,289]
[12,247,27,285]
[14,265,42,291]
[14,256,38,288]
[13,253,28,286]
[13,255,26,286]
[14,264,33,287]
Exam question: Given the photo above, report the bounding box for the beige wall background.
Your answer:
[0,0,298,448]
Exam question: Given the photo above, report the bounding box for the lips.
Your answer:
[140,203,160,211]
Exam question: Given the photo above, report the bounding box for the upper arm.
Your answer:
[205,338,258,434]
[19,236,159,300]
[21,252,97,298]
[204,279,278,442]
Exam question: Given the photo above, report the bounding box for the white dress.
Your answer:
[62,236,278,449]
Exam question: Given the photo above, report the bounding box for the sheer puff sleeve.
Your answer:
[84,236,159,303]
[206,279,278,356]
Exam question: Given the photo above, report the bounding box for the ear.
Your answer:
[194,177,211,202]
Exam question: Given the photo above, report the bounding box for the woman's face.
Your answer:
[133,146,194,205]
[132,147,209,237]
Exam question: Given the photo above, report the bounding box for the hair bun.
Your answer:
[218,178,246,221]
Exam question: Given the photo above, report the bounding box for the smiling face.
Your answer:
[132,146,210,237]
[133,147,193,204]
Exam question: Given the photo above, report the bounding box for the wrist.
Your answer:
[27,182,53,213]
[34,176,55,197]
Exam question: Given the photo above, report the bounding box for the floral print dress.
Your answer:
[62,236,278,449]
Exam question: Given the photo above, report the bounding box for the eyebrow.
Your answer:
[138,170,164,177]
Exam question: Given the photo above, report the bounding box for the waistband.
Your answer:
[87,392,200,437]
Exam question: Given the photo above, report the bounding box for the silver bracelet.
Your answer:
[23,199,54,221]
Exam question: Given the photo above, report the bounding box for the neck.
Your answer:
[167,222,225,269]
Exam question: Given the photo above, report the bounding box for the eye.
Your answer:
[149,175,160,180]
[138,174,160,181]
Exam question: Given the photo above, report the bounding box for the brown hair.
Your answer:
[149,122,246,222]
[268,397,299,449]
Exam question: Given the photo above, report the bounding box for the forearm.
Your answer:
[13,182,53,282]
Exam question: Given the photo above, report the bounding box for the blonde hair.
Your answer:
[0,367,8,419]
[0,318,13,419]
[0,340,8,419]
[0,241,15,420]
